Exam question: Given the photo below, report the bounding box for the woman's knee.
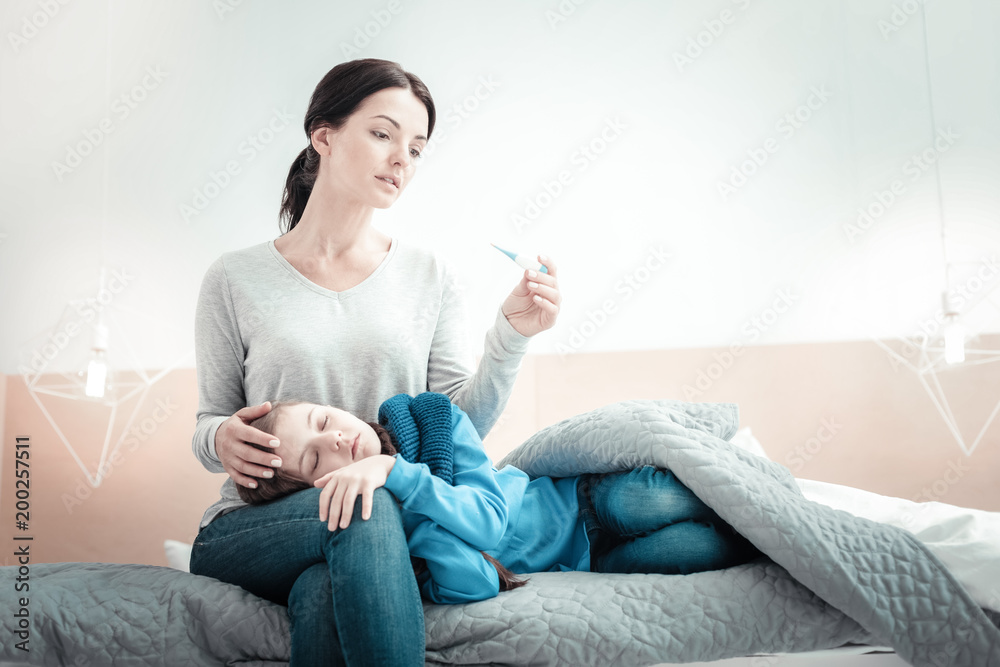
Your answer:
[324,487,408,554]
[288,562,335,619]
[367,486,404,522]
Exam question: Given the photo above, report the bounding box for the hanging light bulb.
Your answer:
[85,322,110,398]
[941,291,965,365]
[943,316,965,364]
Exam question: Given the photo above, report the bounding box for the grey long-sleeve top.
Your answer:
[192,237,531,529]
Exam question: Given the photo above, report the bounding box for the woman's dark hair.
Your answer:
[279,58,436,233]
[238,401,527,593]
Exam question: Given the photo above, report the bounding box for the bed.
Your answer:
[2,398,999,666]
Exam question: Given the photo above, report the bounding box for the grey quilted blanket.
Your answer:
[2,399,998,666]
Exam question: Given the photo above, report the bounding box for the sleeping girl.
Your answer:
[237,391,761,604]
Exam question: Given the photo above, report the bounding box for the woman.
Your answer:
[188,59,560,666]
[233,392,761,604]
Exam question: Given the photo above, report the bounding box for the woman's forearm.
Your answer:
[432,305,531,439]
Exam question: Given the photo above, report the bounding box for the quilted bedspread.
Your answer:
[2,399,998,666]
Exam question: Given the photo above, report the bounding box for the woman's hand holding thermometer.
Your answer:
[493,242,561,337]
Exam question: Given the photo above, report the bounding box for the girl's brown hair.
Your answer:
[279,58,436,233]
[238,401,527,593]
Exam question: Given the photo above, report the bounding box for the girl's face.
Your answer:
[273,403,382,484]
[313,87,429,209]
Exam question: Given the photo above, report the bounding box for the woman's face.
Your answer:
[273,403,382,484]
[313,87,429,208]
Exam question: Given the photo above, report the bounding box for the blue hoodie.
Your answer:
[383,403,590,604]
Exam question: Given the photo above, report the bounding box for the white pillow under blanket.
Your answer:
[795,478,1000,614]
[164,539,192,572]
[727,426,999,612]
[728,427,771,459]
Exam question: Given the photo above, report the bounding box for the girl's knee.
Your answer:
[674,520,756,569]
[630,465,675,483]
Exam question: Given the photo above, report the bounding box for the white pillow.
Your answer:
[728,427,771,460]
[164,539,193,572]
[797,478,1000,613]
[728,428,999,613]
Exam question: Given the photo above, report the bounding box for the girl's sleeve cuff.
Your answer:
[384,454,421,501]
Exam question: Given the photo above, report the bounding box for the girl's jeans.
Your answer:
[190,487,424,667]
[578,466,761,574]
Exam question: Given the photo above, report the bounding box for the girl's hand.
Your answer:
[215,402,281,488]
[501,255,561,337]
[313,455,397,531]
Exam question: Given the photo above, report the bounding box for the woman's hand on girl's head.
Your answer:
[215,402,282,489]
[501,255,561,337]
[314,455,397,531]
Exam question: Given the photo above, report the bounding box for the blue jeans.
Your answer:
[578,466,761,574]
[189,487,424,667]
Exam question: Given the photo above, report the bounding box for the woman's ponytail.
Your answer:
[279,144,320,233]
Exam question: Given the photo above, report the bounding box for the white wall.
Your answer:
[2,0,998,377]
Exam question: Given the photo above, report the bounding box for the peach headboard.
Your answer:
[2,335,997,567]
